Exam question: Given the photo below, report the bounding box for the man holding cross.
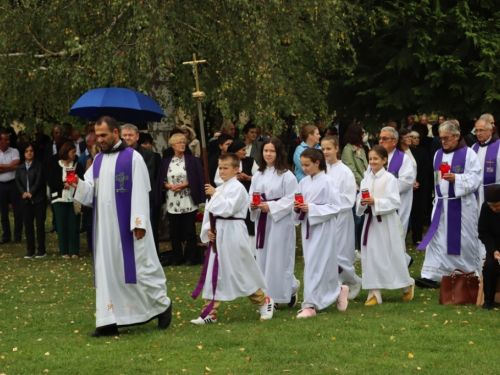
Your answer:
[73,116,171,337]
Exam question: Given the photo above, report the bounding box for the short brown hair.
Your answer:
[58,141,76,160]
[219,153,239,168]
[96,116,119,132]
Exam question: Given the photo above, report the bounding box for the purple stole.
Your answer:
[388,149,405,178]
[362,206,382,246]
[191,216,244,318]
[472,140,500,195]
[92,147,137,284]
[417,146,468,255]
[255,193,280,249]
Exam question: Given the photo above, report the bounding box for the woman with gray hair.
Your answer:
[156,133,206,266]
[180,125,201,158]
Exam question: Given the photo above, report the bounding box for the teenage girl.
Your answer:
[321,136,361,300]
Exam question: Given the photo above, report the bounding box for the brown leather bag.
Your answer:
[439,269,479,305]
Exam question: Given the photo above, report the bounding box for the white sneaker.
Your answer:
[258,297,274,320]
[355,250,361,262]
[190,314,217,325]
[347,275,362,300]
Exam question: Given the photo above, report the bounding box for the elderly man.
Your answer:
[208,121,236,157]
[377,126,416,265]
[0,131,22,244]
[416,121,482,288]
[478,185,500,309]
[472,115,500,211]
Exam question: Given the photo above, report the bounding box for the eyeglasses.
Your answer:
[379,137,394,142]
[439,135,457,142]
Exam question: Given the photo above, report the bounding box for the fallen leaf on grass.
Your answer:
[205,367,211,371]
[408,353,414,359]
[45,352,50,356]
[239,348,245,352]
[381,324,385,329]
[197,345,203,350]
[13,347,18,352]
[331,336,336,340]
[74,330,79,334]
[469,341,474,345]
[246,357,251,361]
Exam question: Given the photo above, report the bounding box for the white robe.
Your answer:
[249,167,298,303]
[421,147,482,281]
[200,176,267,301]
[292,171,342,310]
[356,169,412,289]
[326,161,357,286]
[74,148,170,328]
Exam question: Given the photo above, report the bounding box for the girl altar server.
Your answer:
[321,136,362,300]
[249,138,300,308]
[292,148,349,318]
[356,145,414,306]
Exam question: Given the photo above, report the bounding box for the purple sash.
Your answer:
[191,216,245,318]
[362,206,382,246]
[473,140,499,195]
[255,193,280,249]
[417,147,468,255]
[93,147,137,284]
[298,211,311,239]
[388,149,405,178]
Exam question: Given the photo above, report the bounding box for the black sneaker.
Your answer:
[482,302,494,310]
[35,253,47,259]
[288,280,300,308]
[24,253,35,259]
[415,278,439,289]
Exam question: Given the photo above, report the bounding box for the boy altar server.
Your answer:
[190,153,274,325]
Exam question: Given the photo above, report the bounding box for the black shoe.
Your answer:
[45,227,56,233]
[415,278,439,289]
[157,304,172,329]
[0,239,11,245]
[24,253,35,259]
[89,324,119,337]
[35,252,47,258]
[482,302,494,310]
[408,257,414,268]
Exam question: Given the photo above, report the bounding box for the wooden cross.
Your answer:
[182,54,207,95]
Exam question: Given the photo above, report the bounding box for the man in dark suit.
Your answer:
[478,184,500,310]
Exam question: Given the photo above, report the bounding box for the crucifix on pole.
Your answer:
[182,54,217,252]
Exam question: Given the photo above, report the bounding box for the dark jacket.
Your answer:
[155,153,206,206]
[478,202,500,257]
[410,146,431,192]
[15,160,46,204]
[208,152,220,187]
[240,157,254,192]
[134,144,156,203]
[47,158,85,202]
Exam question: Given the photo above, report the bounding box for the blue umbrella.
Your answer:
[69,87,165,123]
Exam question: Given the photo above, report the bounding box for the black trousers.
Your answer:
[167,211,198,264]
[0,180,23,242]
[21,199,46,254]
[483,254,500,305]
[410,187,426,243]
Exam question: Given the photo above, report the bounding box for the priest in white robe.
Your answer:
[376,127,416,266]
[416,121,482,289]
[73,116,171,337]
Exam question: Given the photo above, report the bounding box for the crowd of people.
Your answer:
[1,111,500,335]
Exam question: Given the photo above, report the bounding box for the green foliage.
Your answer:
[329,0,500,126]
[0,0,362,132]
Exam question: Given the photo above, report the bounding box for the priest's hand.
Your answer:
[361,197,374,206]
[134,228,146,240]
[443,173,455,183]
[205,184,216,196]
[68,176,79,188]
[63,182,71,190]
[208,230,216,242]
[250,202,259,211]
[299,204,308,212]
[259,202,270,212]
[237,172,251,182]
[413,182,420,190]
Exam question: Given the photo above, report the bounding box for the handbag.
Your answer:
[439,269,479,305]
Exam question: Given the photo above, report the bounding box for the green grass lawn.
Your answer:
[1,214,500,375]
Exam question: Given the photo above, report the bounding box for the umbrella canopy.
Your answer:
[69,87,165,124]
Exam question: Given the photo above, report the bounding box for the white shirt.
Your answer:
[0,147,20,182]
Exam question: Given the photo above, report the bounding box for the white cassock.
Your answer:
[420,147,482,281]
[356,169,412,290]
[249,167,299,303]
[326,161,357,286]
[200,176,267,300]
[292,171,342,310]
[74,146,170,328]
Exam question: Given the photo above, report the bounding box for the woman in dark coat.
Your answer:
[156,133,206,266]
[15,143,47,258]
